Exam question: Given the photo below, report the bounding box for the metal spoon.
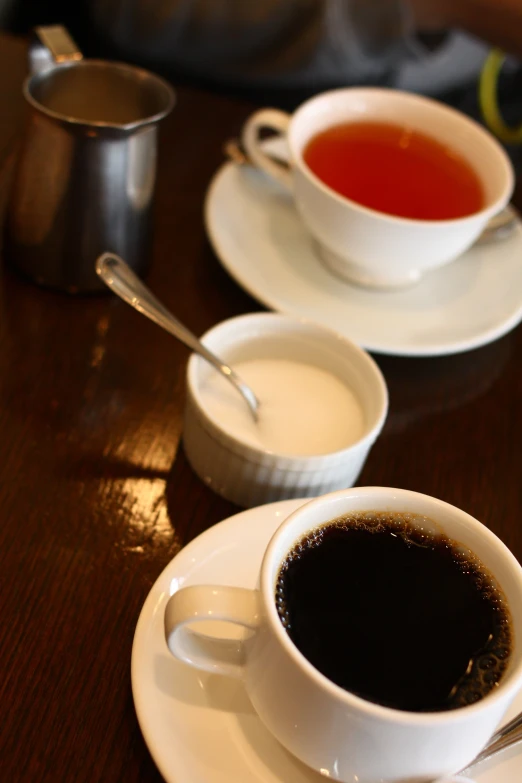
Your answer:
[223,138,518,245]
[224,137,290,171]
[458,707,522,774]
[95,252,260,421]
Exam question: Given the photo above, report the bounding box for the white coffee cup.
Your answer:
[241,88,514,290]
[165,486,522,783]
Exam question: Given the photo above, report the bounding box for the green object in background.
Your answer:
[480,48,522,145]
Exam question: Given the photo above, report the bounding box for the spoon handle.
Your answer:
[465,710,522,770]
[96,253,259,419]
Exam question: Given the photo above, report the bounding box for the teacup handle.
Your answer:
[164,585,260,678]
[242,109,292,191]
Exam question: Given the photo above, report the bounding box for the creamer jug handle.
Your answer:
[29,25,83,75]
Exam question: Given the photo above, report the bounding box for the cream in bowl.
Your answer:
[242,87,514,289]
[201,357,365,455]
[183,313,388,507]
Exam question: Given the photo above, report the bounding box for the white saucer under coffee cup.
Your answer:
[241,88,514,290]
[165,486,522,783]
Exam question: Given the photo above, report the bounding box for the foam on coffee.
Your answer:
[276,512,512,713]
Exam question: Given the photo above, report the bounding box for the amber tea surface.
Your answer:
[303,121,485,220]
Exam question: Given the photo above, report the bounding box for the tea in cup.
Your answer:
[165,486,522,782]
[241,88,514,289]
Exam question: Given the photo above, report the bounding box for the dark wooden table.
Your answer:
[1,31,522,783]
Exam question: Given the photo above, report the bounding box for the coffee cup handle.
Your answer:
[241,109,292,191]
[164,585,260,678]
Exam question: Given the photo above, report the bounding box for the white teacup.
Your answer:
[241,88,514,289]
[165,486,522,783]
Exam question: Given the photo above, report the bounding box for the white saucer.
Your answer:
[204,139,522,357]
[131,499,522,783]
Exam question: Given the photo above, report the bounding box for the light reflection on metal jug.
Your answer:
[4,25,175,293]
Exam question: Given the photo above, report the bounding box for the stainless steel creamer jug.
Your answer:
[4,25,175,292]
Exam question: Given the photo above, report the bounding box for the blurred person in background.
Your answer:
[3,1,522,116]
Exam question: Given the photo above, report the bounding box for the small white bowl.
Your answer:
[183,313,388,507]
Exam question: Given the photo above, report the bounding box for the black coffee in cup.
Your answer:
[275,512,512,712]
